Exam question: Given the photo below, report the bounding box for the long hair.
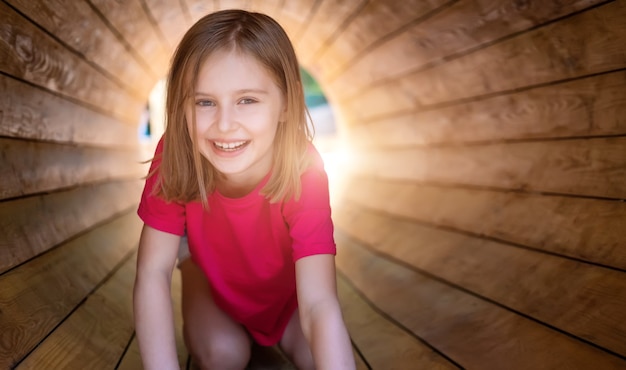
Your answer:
[154,9,312,206]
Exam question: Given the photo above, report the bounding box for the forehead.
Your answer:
[195,49,279,92]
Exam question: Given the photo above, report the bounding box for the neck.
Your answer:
[216,171,267,198]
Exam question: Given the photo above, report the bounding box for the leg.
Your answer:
[180,258,251,370]
[279,310,314,370]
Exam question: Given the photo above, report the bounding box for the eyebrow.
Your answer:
[195,89,270,96]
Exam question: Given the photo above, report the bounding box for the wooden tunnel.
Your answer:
[1,0,625,368]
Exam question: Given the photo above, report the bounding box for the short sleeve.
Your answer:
[137,138,186,236]
[282,150,336,261]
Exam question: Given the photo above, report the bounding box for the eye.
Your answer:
[239,98,257,105]
[196,99,215,107]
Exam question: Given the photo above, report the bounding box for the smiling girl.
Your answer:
[133,9,355,370]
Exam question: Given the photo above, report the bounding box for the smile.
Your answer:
[213,140,249,152]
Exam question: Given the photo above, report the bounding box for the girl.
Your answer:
[133,9,356,370]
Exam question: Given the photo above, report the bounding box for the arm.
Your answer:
[295,254,356,370]
[133,224,181,370]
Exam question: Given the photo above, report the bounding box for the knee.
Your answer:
[291,345,314,370]
[184,326,250,370]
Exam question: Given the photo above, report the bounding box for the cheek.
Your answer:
[187,109,213,133]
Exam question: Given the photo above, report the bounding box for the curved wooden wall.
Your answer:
[1,0,624,368]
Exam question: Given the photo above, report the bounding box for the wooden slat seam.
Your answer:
[336,269,463,368]
[325,0,458,83]
[337,196,626,273]
[341,66,626,124]
[334,0,615,102]
[0,205,138,277]
[10,247,137,368]
[335,230,626,362]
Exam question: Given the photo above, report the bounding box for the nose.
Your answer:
[216,106,236,132]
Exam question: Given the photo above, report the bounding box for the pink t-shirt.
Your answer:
[137,138,336,345]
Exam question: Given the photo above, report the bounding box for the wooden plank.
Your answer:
[0,180,142,274]
[340,176,626,270]
[0,74,137,147]
[184,0,217,22]
[353,348,368,370]
[218,0,251,11]
[275,0,318,41]
[0,138,147,200]
[0,212,142,369]
[6,0,155,98]
[116,337,143,370]
[331,0,604,99]
[295,0,366,68]
[311,0,450,82]
[335,232,626,369]
[337,275,458,369]
[348,136,626,199]
[247,0,282,19]
[335,201,626,357]
[144,0,192,49]
[16,253,137,369]
[0,2,144,124]
[345,70,626,145]
[89,0,170,77]
[336,1,626,116]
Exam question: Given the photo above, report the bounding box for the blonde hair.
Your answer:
[154,9,313,206]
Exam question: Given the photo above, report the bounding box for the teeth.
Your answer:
[214,141,247,150]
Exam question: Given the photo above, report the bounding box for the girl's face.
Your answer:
[188,49,286,189]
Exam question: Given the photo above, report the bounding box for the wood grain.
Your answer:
[144,0,192,49]
[348,136,626,199]
[338,0,626,118]
[335,232,626,369]
[0,2,145,124]
[311,0,450,82]
[353,349,369,370]
[0,74,137,147]
[116,337,143,370]
[6,0,156,98]
[295,0,366,68]
[184,0,217,22]
[337,275,458,369]
[16,253,137,369]
[89,0,171,77]
[339,176,626,270]
[0,138,147,200]
[0,213,142,369]
[331,0,604,99]
[0,180,142,273]
[335,201,626,357]
[247,0,281,18]
[345,70,626,144]
[274,0,317,41]
[218,0,252,11]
